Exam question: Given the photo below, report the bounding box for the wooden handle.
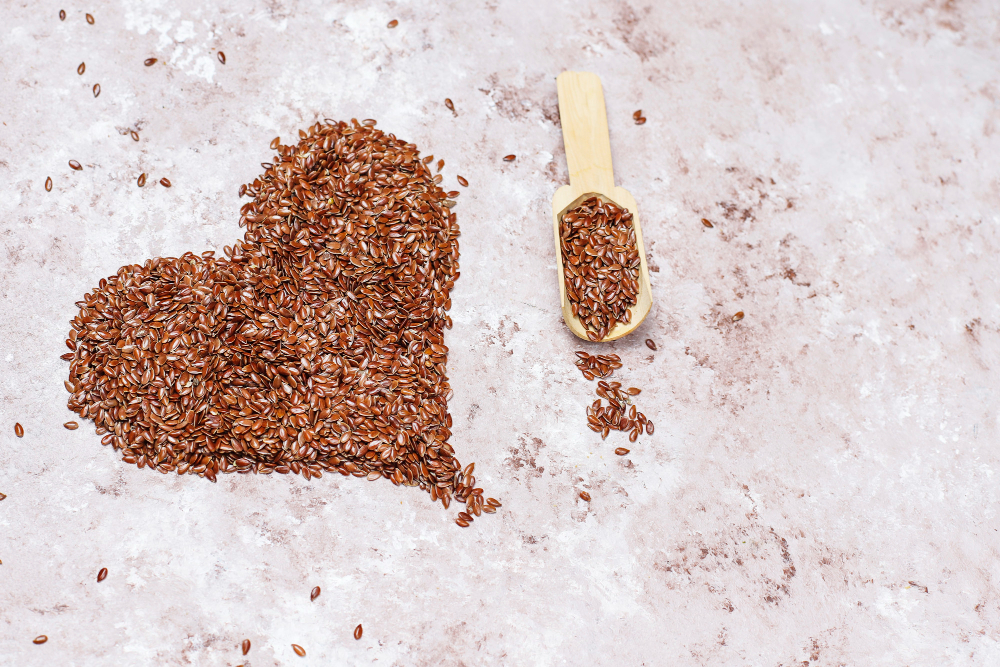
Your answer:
[557,71,615,196]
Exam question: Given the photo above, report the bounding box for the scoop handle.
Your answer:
[556,71,616,196]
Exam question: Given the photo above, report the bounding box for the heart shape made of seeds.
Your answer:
[63,119,483,511]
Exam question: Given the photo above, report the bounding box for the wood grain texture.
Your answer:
[552,71,652,342]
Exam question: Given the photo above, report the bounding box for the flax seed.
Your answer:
[732,311,744,322]
[354,624,363,640]
[444,98,455,113]
[635,117,646,125]
[159,178,171,187]
[217,51,226,64]
[291,644,306,657]
[137,173,146,187]
[456,175,468,187]
[130,130,139,141]
[645,339,656,350]
[45,177,53,192]
[579,491,591,501]
[503,154,516,161]
[701,218,713,228]
[86,13,94,24]
[310,586,321,601]
[77,62,85,75]
[33,635,48,644]
[64,421,78,430]
[387,19,398,28]
[69,160,82,171]
[59,10,66,20]
[14,423,23,437]
[93,84,100,97]
[242,639,251,655]
[615,447,629,456]
[144,58,157,66]
[270,137,280,150]
[97,567,108,582]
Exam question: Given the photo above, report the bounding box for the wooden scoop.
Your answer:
[551,71,652,342]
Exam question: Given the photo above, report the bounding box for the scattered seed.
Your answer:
[645,338,656,350]
[291,644,306,657]
[457,175,468,187]
[217,51,226,64]
[137,173,146,187]
[86,13,94,24]
[270,137,280,150]
[354,624,363,640]
[732,311,744,322]
[159,178,171,187]
[33,635,48,644]
[635,117,646,125]
[93,84,100,97]
[503,154,516,161]
[14,423,24,437]
[561,197,639,341]
[59,10,66,20]
[646,421,654,435]
[77,62,85,75]
[69,160,82,171]
[444,98,455,112]
[64,421,79,430]
[486,498,501,508]
[626,388,640,396]
[632,109,642,120]
[387,19,398,28]
[0,492,6,501]
[701,218,714,228]
[310,586,321,601]
[436,159,444,172]
[45,177,53,192]
[242,639,251,655]
[615,447,629,456]
[130,130,139,141]
[456,517,469,527]
[97,567,108,582]
[144,58,157,67]
[579,491,591,501]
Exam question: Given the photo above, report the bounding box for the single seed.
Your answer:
[633,109,642,120]
[615,447,629,456]
[14,423,24,437]
[130,130,139,141]
[242,639,251,655]
[69,160,82,171]
[444,98,455,112]
[33,635,48,644]
[77,62,85,75]
[291,644,306,657]
[64,421,79,430]
[503,154,516,161]
[159,178,171,187]
[45,177,53,192]
[217,51,226,64]
[456,517,469,527]
[354,624,363,640]
[59,10,66,20]
[457,175,468,187]
[701,218,714,228]
[86,13,94,24]
[97,567,108,582]
[627,388,640,395]
[270,137,280,150]
[635,117,646,125]
[0,492,6,501]
[137,173,146,187]
[144,58,157,67]
[579,491,591,501]
[387,19,398,28]
[436,159,444,172]
[645,338,656,350]
[93,84,100,97]
[732,311,744,322]
[310,586,321,601]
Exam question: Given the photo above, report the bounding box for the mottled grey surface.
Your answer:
[2,0,1000,665]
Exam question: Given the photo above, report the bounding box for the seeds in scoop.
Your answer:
[97,567,108,582]
[732,311,744,322]
[354,624,363,640]
[69,160,82,171]
[130,130,139,141]
[217,51,226,64]
[270,137,280,150]
[615,447,629,456]
[77,62,85,75]
[701,218,713,228]
[64,421,79,430]
[33,635,48,644]
[310,586,321,601]
[144,58,157,66]
[560,197,639,341]
[242,639,251,655]
[645,338,656,350]
[137,173,146,187]
[59,10,66,20]
[579,491,591,501]
[503,154,516,161]
[457,175,468,187]
[291,644,305,657]
[159,178,171,187]
[93,84,100,97]
[45,177,53,192]
[14,423,24,437]
[387,19,398,28]
[86,13,94,24]
[444,98,455,112]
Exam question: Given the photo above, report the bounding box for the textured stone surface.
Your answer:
[2,0,1000,664]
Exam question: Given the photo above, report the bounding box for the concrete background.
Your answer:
[2,0,1000,664]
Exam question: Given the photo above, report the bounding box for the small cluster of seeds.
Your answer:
[586,381,652,442]
[633,109,647,125]
[573,350,622,380]
[559,196,640,341]
[63,120,495,526]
